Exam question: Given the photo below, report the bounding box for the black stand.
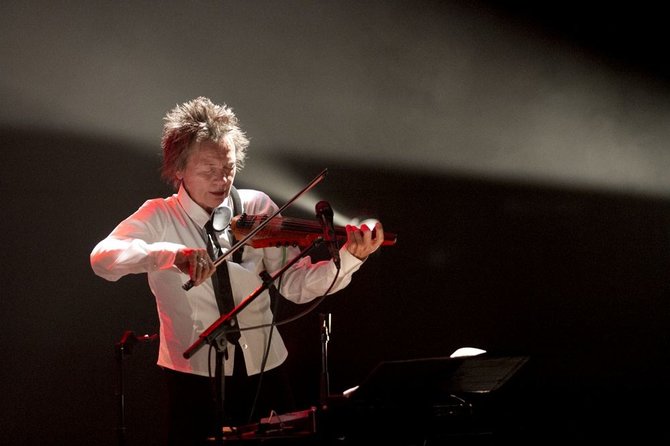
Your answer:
[319,313,331,409]
[212,350,227,446]
[184,238,326,442]
[115,331,158,446]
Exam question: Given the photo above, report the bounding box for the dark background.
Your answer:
[2,1,670,444]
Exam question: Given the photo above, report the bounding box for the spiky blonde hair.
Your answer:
[161,96,249,189]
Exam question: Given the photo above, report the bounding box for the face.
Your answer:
[176,139,237,213]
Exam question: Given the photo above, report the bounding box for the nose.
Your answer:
[212,170,232,184]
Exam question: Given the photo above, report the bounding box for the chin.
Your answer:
[208,197,225,209]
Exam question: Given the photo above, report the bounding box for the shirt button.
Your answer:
[242,344,249,349]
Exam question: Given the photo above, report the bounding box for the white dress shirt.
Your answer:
[90,185,364,377]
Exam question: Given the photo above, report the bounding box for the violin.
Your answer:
[231,214,397,249]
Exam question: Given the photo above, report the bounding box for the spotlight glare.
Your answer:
[349,217,380,229]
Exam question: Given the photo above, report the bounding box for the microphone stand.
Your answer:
[185,237,326,443]
[115,331,157,446]
[115,331,133,446]
[319,313,331,410]
[183,237,325,359]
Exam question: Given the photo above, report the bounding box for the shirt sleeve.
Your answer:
[271,246,365,304]
[90,200,183,282]
[238,189,366,303]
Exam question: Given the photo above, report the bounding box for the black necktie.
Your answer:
[205,214,240,345]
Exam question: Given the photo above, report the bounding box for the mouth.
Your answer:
[211,190,227,199]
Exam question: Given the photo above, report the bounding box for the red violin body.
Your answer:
[231,214,397,249]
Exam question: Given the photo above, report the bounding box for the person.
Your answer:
[90,96,384,445]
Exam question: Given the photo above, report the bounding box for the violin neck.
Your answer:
[333,226,397,246]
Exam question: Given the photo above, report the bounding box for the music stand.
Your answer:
[337,355,529,444]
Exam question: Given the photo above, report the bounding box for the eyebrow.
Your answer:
[198,163,235,170]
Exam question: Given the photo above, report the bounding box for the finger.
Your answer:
[373,223,385,247]
[201,257,215,280]
[359,225,376,246]
[199,255,213,280]
[352,230,364,245]
[346,225,359,244]
[191,252,211,284]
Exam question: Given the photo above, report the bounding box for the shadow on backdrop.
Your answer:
[2,128,670,444]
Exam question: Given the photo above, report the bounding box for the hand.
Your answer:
[344,222,384,261]
[174,248,215,287]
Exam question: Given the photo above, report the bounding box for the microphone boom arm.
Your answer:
[183,237,325,359]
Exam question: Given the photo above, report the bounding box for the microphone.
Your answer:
[118,330,136,348]
[116,331,158,349]
[315,201,340,268]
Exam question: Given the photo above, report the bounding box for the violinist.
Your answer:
[89,96,384,446]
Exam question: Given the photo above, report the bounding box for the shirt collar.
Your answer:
[177,184,231,229]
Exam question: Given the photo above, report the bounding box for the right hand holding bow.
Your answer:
[174,248,215,287]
